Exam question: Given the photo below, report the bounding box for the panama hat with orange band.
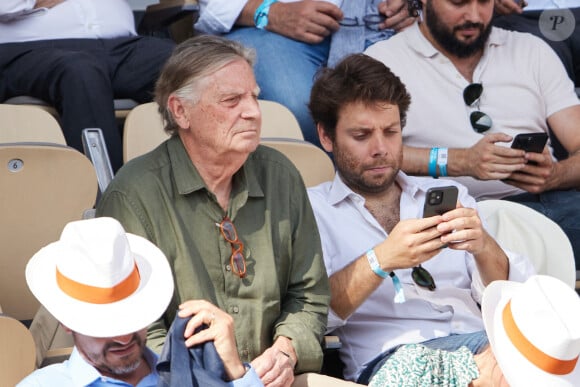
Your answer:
[25,217,174,338]
[482,275,580,386]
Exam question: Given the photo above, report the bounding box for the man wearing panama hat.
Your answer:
[482,275,580,386]
[17,217,262,386]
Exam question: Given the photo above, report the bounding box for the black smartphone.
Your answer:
[511,133,548,153]
[423,186,459,218]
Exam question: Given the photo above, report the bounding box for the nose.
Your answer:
[464,1,483,23]
[241,96,261,120]
[370,133,388,157]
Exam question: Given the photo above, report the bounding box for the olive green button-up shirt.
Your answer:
[96,136,330,373]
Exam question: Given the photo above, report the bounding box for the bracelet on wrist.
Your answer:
[366,249,406,303]
[254,0,277,29]
[428,147,439,178]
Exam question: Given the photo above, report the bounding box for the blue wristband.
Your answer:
[254,0,277,29]
[366,249,388,278]
[428,147,439,178]
[437,147,448,177]
[366,249,406,303]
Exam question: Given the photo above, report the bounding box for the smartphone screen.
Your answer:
[423,186,459,218]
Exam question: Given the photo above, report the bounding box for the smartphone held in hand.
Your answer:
[510,133,548,153]
[423,186,459,218]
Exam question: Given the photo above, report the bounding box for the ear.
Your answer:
[317,123,334,153]
[167,94,191,130]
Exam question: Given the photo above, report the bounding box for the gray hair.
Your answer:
[154,35,256,136]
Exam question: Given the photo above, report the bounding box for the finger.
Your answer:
[260,357,293,387]
[183,310,215,338]
[185,324,215,347]
[381,0,406,17]
[310,11,342,32]
[251,352,275,378]
[485,132,514,145]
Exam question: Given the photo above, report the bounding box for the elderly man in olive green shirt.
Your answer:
[96,36,345,387]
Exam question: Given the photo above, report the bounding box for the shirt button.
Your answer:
[232,306,239,314]
[225,264,231,272]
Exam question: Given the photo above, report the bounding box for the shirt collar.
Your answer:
[68,346,159,386]
[166,136,263,199]
[405,22,507,59]
[326,171,422,206]
[167,136,264,205]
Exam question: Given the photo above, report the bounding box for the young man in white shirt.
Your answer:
[307,53,534,384]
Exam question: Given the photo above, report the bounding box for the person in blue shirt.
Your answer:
[17,217,262,387]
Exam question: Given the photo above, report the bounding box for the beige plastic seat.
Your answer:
[123,100,305,163]
[29,306,74,368]
[261,138,335,187]
[477,199,576,288]
[0,315,36,386]
[0,104,66,144]
[0,143,98,321]
[4,96,138,120]
[258,99,304,140]
[123,102,169,163]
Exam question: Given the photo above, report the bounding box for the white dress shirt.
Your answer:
[308,172,535,381]
[0,0,136,43]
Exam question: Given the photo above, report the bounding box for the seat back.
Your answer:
[477,199,576,288]
[123,102,169,163]
[0,104,65,144]
[123,100,306,163]
[261,138,335,187]
[0,314,36,385]
[0,143,98,320]
[4,96,138,119]
[259,100,304,140]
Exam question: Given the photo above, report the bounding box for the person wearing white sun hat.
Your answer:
[482,275,580,386]
[17,217,262,387]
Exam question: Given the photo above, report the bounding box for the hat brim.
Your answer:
[482,280,580,386]
[26,233,174,338]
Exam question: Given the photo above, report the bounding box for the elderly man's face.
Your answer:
[177,59,261,157]
[71,328,148,379]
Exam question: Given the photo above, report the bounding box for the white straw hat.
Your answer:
[482,275,580,386]
[26,217,174,338]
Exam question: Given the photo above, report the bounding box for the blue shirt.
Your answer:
[17,346,262,387]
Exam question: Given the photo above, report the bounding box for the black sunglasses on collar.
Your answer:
[463,83,492,134]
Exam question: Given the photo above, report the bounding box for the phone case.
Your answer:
[423,186,459,217]
[511,133,548,153]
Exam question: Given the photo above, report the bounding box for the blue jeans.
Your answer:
[357,331,489,384]
[504,190,580,270]
[225,27,330,147]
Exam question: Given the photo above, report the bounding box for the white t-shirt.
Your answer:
[365,23,579,199]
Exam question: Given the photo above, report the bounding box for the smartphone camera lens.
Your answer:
[429,191,443,205]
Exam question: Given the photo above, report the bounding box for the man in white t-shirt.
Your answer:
[365,0,580,270]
